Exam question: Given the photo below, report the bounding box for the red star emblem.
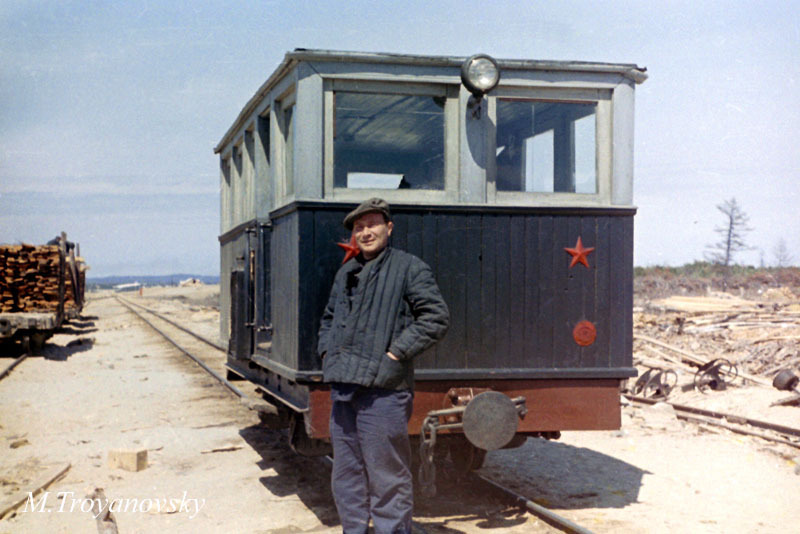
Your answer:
[564,237,595,269]
[336,234,360,264]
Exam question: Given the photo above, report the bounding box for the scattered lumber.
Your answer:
[741,346,799,377]
[634,334,772,387]
[634,334,707,365]
[640,344,696,372]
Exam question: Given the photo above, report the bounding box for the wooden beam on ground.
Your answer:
[640,344,697,372]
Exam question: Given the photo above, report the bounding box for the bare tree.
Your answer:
[773,238,794,267]
[705,197,752,290]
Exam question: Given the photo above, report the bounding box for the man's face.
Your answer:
[352,212,393,260]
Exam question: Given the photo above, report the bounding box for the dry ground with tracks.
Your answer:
[1,284,798,533]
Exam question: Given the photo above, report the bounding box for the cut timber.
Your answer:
[685,321,797,334]
[0,237,86,314]
[0,463,71,519]
[634,334,707,365]
[651,295,759,314]
[107,448,148,472]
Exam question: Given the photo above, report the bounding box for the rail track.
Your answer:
[1,334,53,382]
[624,394,800,450]
[116,296,242,397]
[0,352,29,382]
[116,295,597,534]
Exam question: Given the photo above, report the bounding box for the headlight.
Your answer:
[461,54,500,96]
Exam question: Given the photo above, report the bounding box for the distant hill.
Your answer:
[87,274,219,289]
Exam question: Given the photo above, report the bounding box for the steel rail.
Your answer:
[0,353,29,382]
[116,297,245,399]
[116,296,227,352]
[624,394,800,439]
[472,473,596,534]
[676,413,800,450]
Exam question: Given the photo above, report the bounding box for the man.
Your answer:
[317,198,449,534]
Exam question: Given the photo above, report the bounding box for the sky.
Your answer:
[1,0,799,276]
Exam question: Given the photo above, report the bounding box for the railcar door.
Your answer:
[229,228,256,360]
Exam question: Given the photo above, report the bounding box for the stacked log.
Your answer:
[0,243,82,313]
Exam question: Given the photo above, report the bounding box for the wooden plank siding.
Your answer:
[536,216,555,369]
[268,203,634,378]
[580,216,599,368]
[594,216,611,367]
[269,213,299,370]
[435,214,468,370]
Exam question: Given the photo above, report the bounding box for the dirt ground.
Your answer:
[1,284,799,533]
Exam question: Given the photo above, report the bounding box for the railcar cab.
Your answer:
[215,49,646,457]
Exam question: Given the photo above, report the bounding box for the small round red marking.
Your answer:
[573,320,596,346]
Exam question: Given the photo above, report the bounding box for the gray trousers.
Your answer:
[330,387,414,534]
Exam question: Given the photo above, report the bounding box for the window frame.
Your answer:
[487,87,613,206]
[323,79,459,204]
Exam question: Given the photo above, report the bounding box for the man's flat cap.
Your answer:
[343,198,392,230]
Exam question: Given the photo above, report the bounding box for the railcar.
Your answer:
[215,49,646,468]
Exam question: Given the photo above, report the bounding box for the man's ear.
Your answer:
[387,221,394,236]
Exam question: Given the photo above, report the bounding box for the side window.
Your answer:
[334,92,445,190]
[496,99,597,194]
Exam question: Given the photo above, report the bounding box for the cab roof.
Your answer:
[215,49,647,154]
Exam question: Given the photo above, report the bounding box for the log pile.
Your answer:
[0,243,82,313]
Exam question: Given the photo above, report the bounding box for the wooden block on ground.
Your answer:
[108,449,148,472]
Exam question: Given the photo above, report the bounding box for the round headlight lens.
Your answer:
[461,54,500,95]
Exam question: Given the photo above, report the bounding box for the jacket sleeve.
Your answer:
[317,270,343,358]
[388,260,449,361]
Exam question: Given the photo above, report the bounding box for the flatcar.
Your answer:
[215,49,647,472]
